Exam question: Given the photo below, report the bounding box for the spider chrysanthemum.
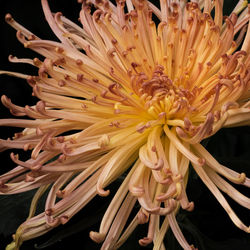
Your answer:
[0,0,250,249]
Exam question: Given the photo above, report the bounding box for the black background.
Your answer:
[0,1,249,250]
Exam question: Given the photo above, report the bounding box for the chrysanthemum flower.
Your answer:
[0,0,250,249]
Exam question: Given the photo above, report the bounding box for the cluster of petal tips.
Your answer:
[0,0,250,249]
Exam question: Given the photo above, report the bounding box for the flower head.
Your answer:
[0,0,250,249]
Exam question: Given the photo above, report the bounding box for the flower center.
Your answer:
[130,64,198,120]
